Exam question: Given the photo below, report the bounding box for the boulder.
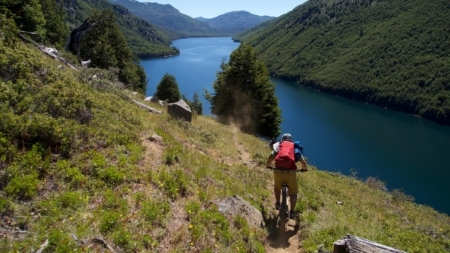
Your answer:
[150,95,160,104]
[149,133,163,142]
[167,100,192,122]
[214,195,265,229]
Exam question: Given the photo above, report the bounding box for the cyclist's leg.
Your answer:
[285,171,298,216]
[289,194,297,212]
[274,170,283,207]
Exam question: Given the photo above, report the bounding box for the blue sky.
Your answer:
[135,0,308,18]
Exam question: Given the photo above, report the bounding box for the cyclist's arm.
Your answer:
[266,150,277,168]
[298,155,308,171]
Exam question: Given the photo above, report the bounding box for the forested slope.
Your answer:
[62,0,178,57]
[234,0,450,124]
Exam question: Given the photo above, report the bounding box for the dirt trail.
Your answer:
[231,129,302,253]
[143,130,302,252]
[231,126,251,164]
[266,220,302,253]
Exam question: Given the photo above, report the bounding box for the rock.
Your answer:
[214,195,264,229]
[150,94,160,104]
[167,100,192,122]
[149,134,163,142]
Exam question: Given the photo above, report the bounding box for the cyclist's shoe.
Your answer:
[275,202,281,210]
[289,210,297,219]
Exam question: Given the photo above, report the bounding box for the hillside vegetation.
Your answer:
[1,30,450,252]
[62,0,178,58]
[234,0,450,125]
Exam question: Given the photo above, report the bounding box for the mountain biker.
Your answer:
[266,133,307,218]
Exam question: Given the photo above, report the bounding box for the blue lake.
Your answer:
[140,37,450,215]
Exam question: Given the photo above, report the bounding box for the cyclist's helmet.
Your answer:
[281,133,293,142]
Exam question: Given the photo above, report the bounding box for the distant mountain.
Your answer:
[196,11,275,36]
[62,0,177,58]
[108,0,225,38]
[235,0,450,125]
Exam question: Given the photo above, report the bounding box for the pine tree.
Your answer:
[205,43,281,138]
[79,9,147,94]
[155,73,181,103]
[1,0,46,41]
[183,92,203,115]
[39,0,68,48]
[191,92,203,115]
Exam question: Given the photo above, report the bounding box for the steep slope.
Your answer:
[234,0,450,125]
[1,28,450,252]
[62,0,178,57]
[108,0,225,38]
[197,11,275,36]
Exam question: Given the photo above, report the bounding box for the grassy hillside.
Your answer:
[234,0,450,125]
[62,0,178,58]
[1,37,450,252]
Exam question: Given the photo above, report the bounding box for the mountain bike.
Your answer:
[267,166,306,233]
[278,179,290,232]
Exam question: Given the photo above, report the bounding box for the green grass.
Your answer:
[1,35,449,252]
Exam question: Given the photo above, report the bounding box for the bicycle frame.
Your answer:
[279,181,289,232]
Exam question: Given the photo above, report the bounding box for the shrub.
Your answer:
[392,189,415,202]
[58,191,85,210]
[0,197,12,216]
[45,229,76,253]
[156,168,188,200]
[63,167,86,188]
[98,166,125,185]
[141,199,170,227]
[4,173,39,200]
[102,188,127,211]
[113,228,133,249]
[99,210,120,233]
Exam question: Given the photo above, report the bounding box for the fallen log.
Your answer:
[334,234,407,253]
[132,99,162,114]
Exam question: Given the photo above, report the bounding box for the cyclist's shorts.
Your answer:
[273,170,298,194]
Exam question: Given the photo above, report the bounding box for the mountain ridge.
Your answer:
[196,10,275,36]
[109,0,275,37]
[108,0,224,38]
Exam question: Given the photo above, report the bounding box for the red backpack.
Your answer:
[274,141,296,169]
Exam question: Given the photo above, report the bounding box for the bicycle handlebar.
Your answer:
[266,166,307,172]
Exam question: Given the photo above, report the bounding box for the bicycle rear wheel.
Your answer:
[278,185,288,233]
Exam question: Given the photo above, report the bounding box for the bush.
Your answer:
[58,191,85,210]
[4,173,39,200]
[44,229,76,253]
[0,197,12,216]
[99,210,120,233]
[141,199,170,227]
[156,168,188,200]
[98,166,125,186]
